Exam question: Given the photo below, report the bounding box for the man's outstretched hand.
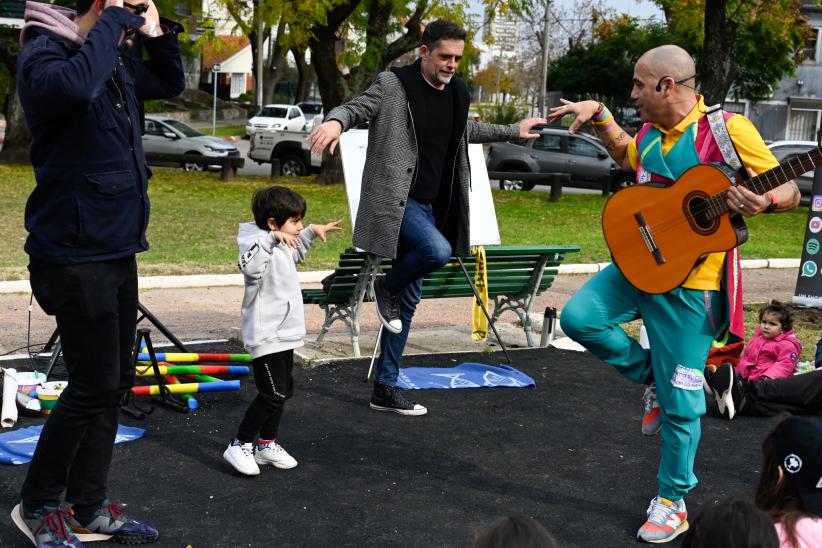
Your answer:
[518,117,548,139]
[309,120,343,156]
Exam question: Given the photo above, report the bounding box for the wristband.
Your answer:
[592,102,608,123]
[594,119,616,132]
[765,191,778,213]
[592,105,613,127]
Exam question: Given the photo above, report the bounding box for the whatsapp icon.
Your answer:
[802,260,818,277]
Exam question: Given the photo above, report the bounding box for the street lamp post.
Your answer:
[212,63,221,136]
[538,0,551,118]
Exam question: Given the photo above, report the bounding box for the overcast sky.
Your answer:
[469,0,664,20]
[580,0,663,18]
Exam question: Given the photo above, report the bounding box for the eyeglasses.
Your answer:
[122,1,149,15]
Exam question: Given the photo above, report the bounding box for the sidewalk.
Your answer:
[0,263,801,365]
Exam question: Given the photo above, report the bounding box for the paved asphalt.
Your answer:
[0,341,785,548]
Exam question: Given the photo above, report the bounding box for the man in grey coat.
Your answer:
[310,19,545,416]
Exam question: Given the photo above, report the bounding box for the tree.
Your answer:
[215,0,282,104]
[654,0,810,104]
[296,0,487,182]
[0,30,26,164]
[547,14,674,100]
[473,60,516,103]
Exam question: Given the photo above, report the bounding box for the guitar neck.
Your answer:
[746,145,822,195]
[709,145,821,217]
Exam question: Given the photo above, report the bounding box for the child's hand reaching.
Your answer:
[312,220,342,242]
[273,231,299,248]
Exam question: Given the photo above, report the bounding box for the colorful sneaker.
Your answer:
[66,500,157,545]
[370,382,427,416]
[637,496,688,543]
[371,276,402,334]
[11,503,84,547]
[255,440,298,469]
[708,363,743,420]
[223,439,260,476]
[641,384,661,436]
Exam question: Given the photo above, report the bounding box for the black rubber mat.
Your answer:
[0,343,779,547]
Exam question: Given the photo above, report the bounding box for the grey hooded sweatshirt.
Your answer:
[237,222,316,359]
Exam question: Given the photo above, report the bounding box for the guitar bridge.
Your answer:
[634,211,665,265]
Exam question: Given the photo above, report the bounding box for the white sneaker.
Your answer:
[255,441,298,469]
[223,440,260,476]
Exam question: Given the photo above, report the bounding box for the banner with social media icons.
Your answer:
[793,173,822,307]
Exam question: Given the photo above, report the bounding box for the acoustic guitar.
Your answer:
[601,149,819,294]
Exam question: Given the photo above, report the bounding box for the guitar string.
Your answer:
[612,148,819,247]
[650,148,817,230]
[610,148,821,251]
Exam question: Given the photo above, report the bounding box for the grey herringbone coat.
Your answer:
[327,70,520,258]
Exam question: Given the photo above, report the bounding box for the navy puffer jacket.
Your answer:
[18,5,185,264]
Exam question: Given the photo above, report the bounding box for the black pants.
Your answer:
[21,257,137,517]
[236,350,294,442]
[743,369,822,416]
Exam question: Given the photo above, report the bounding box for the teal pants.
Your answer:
[560,265,723,501]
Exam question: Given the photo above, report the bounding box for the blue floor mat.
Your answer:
[0,424,145,465]
[396,362,535,390]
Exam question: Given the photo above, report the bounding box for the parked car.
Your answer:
[486,127,634,194]
[142,115,239,171]
[297,101,323,124]
[767,140,818,203]
[245,104,305,136]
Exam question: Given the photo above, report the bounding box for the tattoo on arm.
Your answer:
[604,131,628,153]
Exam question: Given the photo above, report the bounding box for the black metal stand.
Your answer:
[457,257,512,365]
[137,302,190,353]
[121,328,188,419]
[44,301,189,381]
[366,256,513,381]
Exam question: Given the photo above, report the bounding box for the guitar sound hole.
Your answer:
[684,194,717,235]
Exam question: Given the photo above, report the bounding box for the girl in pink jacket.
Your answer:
[737,301,803,381]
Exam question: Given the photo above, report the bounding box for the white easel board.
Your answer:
[338,130,501,246]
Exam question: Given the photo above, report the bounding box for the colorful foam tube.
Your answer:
[163,374,200,410]
[135,365,249,376]
[131,380,240,396]
[136,353,251,363]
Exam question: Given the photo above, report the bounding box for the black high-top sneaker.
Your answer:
[370,382,427,416]
[371,276,402,334]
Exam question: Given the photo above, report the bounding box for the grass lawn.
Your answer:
[621,307,820,363]
[1,164,817,359]
[211,125,246,138]
[0,164,809,279]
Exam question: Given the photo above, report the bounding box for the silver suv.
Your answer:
[142,116,239,171]
[486,127,634,194]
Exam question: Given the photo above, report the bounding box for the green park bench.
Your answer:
[302,245,581,357]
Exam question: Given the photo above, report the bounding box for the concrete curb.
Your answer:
[0,258,801,294]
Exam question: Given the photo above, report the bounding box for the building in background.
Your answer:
[480,10,523,67]
[734,0,822,142]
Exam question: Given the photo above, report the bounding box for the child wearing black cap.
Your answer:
[755,416,822,547]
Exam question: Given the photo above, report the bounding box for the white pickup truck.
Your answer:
[247,127,320,176]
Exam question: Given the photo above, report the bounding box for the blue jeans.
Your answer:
[560,265,723,501]
[375,198,451,385]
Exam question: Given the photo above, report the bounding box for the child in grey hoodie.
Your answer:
[224,185,340,476]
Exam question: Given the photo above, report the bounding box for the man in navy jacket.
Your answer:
[12,0,184,545]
